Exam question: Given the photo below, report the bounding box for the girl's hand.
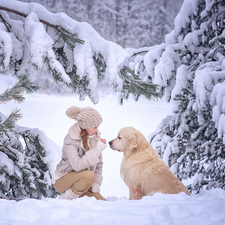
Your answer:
[101,139,106,144]
[94,139,107,156]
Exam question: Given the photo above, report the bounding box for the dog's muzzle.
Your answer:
[108,141,113,147]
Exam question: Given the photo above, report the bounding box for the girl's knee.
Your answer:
[82,171,95,184]
[73,171,95,193]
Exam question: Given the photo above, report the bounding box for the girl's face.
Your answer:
[86,127,99,136]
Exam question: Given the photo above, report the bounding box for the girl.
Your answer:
[52,106,107,200]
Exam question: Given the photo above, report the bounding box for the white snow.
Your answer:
[0,152,14,176]
[0,189,225,224]
[0,30,13,69]
[1,75,225,224]
[173,0,198,33]
[1,0,225,223]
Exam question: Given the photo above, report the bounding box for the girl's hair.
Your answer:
[80,128,90,151]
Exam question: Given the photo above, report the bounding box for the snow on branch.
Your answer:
[0,114,59,200]
[0,0,162,104]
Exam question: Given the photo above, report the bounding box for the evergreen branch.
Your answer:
[0,75,39,104]
[0,6,84,49]
[22,132,46,158]
[55,26,84,49]
[17,76,40,94]
[0,108,22,132]
[0,85,24,104]
[119,66,163,102]
[188,60,201,72]
[44,56,65,84]
[93,53,106,81]
[0,145,17,160]
[21,133,30,153]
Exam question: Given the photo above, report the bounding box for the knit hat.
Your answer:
[66,106,102,129]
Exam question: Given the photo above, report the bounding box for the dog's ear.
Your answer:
[135,131,148,150]
[127,133,137,150]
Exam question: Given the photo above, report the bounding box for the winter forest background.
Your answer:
[21,0,184,49]
[1,0,225,201]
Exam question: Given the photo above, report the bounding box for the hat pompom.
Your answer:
[66,106,80,119]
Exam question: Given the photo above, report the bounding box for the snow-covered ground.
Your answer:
[0,189,225,225]
[1,77,225,224]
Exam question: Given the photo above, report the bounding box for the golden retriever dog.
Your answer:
[109,127,190,200]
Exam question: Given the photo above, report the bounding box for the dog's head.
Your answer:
[109,127,147,156]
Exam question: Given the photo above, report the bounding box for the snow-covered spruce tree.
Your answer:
[128,0,225,194]
[0,76,58,200]
[0,0,162,104]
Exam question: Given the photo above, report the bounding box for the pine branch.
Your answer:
[93,53,106,82]
[0,108,22,132]
[0,86,24,104]
[22,132,46,158]
[44,56,66,84]
[55,26,84,49]
[119,66,162,103]
[0,6,84,49]
[0,75,39,104]
[0,145,17,161]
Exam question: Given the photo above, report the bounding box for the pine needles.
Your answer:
[119,66,162,104]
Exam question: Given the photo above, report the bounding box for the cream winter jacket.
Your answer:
[52,123,106,193]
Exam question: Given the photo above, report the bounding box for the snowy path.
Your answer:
[0,189,225,225]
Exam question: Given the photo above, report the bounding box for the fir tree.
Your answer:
[146,0,225,193]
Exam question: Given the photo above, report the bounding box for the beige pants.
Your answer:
[54,170,105,200]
